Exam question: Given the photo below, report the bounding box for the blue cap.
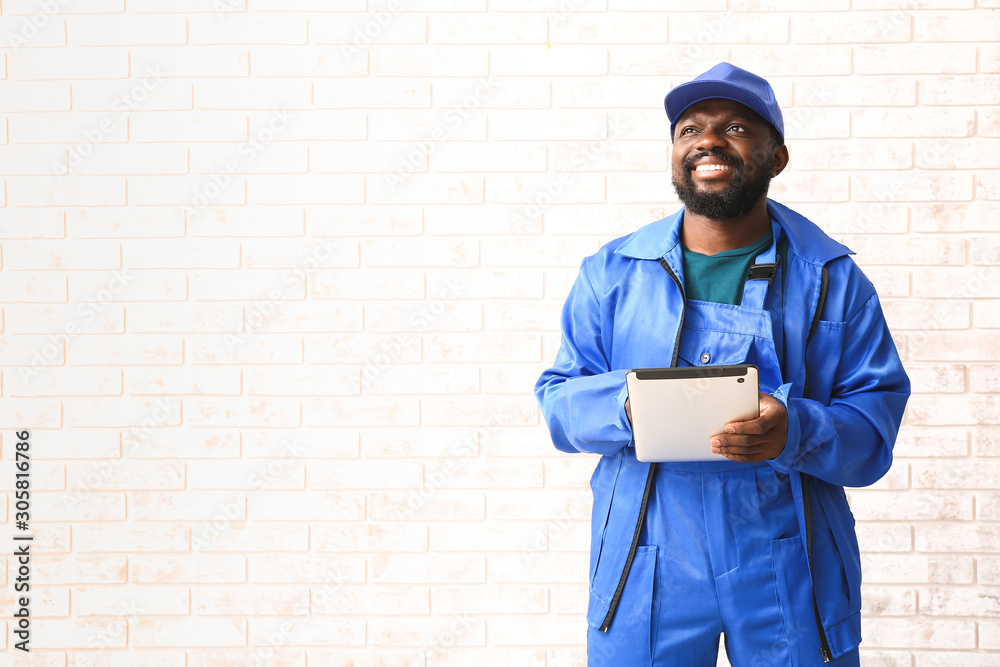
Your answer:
[665,62,784,142]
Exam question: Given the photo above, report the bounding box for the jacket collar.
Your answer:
[613,198,853,266]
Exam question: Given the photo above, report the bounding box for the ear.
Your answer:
[770,144,789,178]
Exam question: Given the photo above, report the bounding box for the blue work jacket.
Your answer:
[535,199,910,658]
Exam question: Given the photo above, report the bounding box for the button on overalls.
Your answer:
[587,222,862,667]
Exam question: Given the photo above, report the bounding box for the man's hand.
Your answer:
[710,392,787,462]
[625,398,632,425]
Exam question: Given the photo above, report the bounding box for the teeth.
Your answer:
[695,164,732,172]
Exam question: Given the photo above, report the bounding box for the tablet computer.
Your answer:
[625,364,759,463]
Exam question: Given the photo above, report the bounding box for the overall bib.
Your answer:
[587,225,862,667]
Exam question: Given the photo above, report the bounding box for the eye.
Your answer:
[679,127,696,135]
[728,124,747,133]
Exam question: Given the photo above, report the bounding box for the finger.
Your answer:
[723,417,769,436]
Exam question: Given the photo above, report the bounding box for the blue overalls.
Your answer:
[585,223,861,666]
[536,200,910,667]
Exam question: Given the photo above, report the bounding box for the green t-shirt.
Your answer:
[682,226,788,306]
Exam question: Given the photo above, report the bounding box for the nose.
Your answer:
[694,123,729,153]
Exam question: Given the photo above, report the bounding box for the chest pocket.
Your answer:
[676,324,753,368]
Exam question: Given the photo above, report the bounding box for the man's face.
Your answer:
[670,98,786,221]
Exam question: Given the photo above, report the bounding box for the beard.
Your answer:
[671,149,775,220]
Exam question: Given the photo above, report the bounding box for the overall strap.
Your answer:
[739,218,782,312]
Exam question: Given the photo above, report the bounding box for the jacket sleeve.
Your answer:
[768,290,910,487]
[534,258,634,456]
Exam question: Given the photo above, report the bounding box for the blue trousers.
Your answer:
[587,461,861,667]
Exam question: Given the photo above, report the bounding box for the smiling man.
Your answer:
[535,63,910,666]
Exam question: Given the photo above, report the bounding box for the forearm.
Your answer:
[536,368,632,456]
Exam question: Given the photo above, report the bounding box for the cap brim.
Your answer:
[664,80,780,139]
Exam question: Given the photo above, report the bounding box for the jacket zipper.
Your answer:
[599,258,685,633]
[803,266,832,663]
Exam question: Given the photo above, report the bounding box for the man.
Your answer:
[534,63,910,666]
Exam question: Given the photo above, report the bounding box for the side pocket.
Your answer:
[770,537,816,654]
[587,545,657,667]
[804,321,846,405]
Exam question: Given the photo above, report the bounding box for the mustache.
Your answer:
[682,150,743,172]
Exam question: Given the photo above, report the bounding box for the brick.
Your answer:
[793,77,915,107]
[485,302,563,332]
[190,270,305,301]
[70,145,190,176]
[130,112,247,143]
[916,524,1000,553]
[190,14,306,44]
[5,366,121,397]
[370,109,488,142]
[230,302,363,334]
[731,45,853,75]
[304,333,421,364]
[132,618,247,648]
[610,46,731,76]
[920,76,1000,105]
[371,616,485,647]
[862,618,975,650]
[194,587,309,615]
[189,459,305,490]
[781,107,851,140]
[249,45,366,77]
[971,365,1000,392]
[9,175,126,207]
[197,525,309,554]
[4,239,122,271]
[30,618,127,649]
[768,172,849,202]
[365,302,482,333]
[543,204,666,236]
[194,79,311,110]
[187,649,303,667]
[848,490,971,520]
[362,427,480,458]
[481,363,549,394]
[73,523,187,552]
[313,79,431,109]
[10,47,127,80]
[64,461,183,490]
[857,44,976,74]
[425,333,541,363]
[0,209,64,239]
[187,331,302,365]
[431,13,546,43]
[367,174,485,205]
[488,551,589,583]
[487,490,590,521]
[671,13,788,43]
[248,616,366,647]
[129,553,247,584]
[125,303,241,334]
[129,490,246,521]
[489,110,607,141]
[312,142,428,174]
[430,142,547,173]
[361,366,479,395]
[907,394,1000,424]
[489,173,605,205]
[307,206,422,237]
[422,460,543,489]
[313,584,429,614]
[186,398,300,427]
[309,460,423,489]
[312,524,428,552]
[249,553,366,584]
[855,523,913,552]
[125,367,242,396]
[428,649,546,667]
[375,46,489,77]
[242,238,358,269]
[916,138,1000,170]
[853,108,974,138]
[73,585,188,616]
[4,302,124,335]
[67,14,186,45]
[970,236,1000,265]
[490,616,581,646]
[243,428,359,459]
[882,299,969,331]
[912,266,1000,299]
[311,12,427,44]
[0,588,69,618]
[792,11,910,43]
[862,554,974,584]
[304,396,419,426]
[122,238,239,269]
[248,174,365,205]
[247,491,364,521]
[68,207,184,238]
[67,334,183,366]
[550,13,667,43]
[914,460,1000,489]
[491,45,607,76]
[898,363,966,393]
[979,172,1000,200]
[851,172,972,202]
[247,366,360,396]
[309,269,424,300]
[790,139,913,171]
[0,146,72,175]
[435,77,550,109]
[371,554,485,584]
[431,523,544,552]
[34,555,127,584]
[853,0,972,6]
[362,238,478,268]
[915,11,1000,41]
[36,491,124,522]
[368,490,485,521]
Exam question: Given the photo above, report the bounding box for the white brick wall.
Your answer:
[0,2,996,665]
